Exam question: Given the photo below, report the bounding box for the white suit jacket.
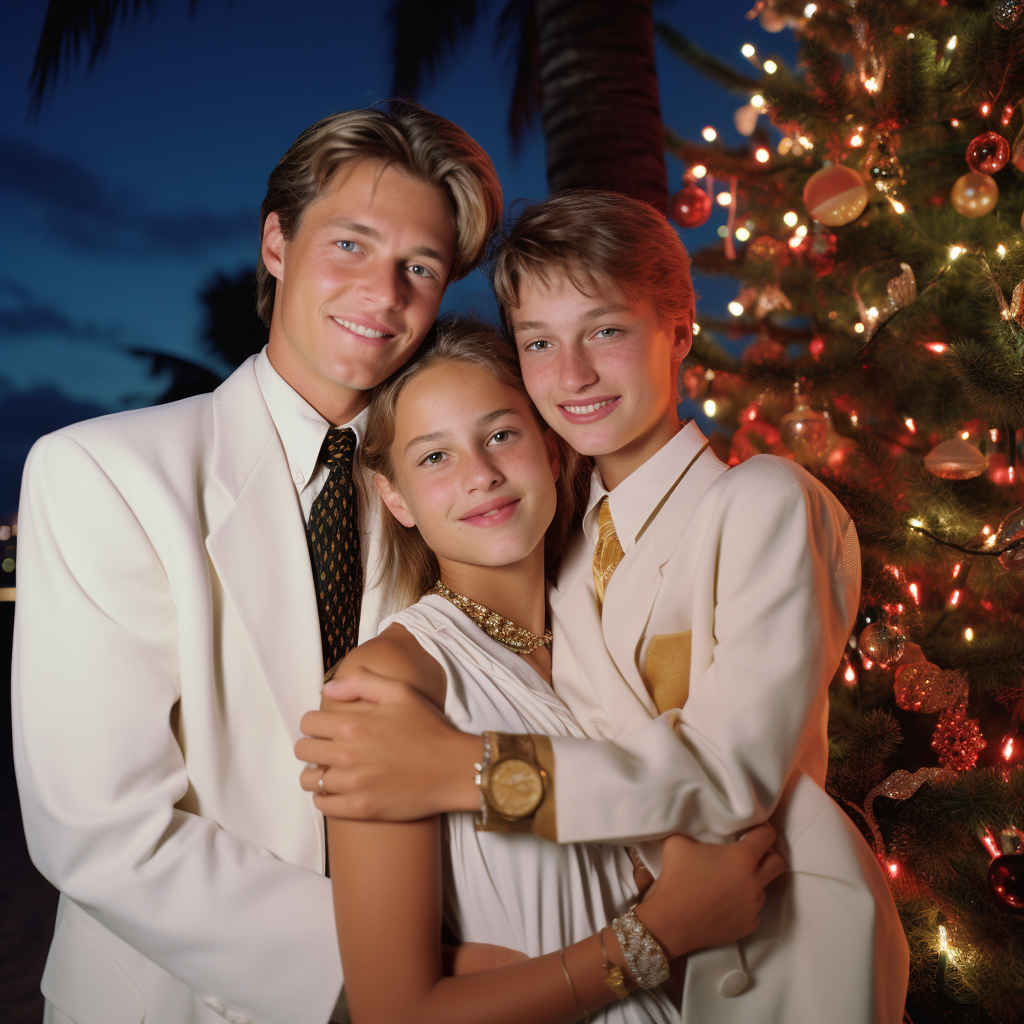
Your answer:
[548,422,909,1023]
[12,357,386,1024]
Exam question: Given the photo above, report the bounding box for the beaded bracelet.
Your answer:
[611,907,670,989]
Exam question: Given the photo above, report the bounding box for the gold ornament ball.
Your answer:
[859,622,905,667]
[950,172,999,218]
[803,165,869,227]
[780,397,828,463]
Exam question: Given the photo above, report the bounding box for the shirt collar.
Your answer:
[254,347,369,486]
[583,420,709,552]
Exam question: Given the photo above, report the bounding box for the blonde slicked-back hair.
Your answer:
[362,315,588,614]
[492,190,696,333]
[256,100,503,325]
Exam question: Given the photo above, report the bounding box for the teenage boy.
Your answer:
[299,191,909,1021]
[12,102,502,1024]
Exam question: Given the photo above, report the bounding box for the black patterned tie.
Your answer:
[307,427,363,671]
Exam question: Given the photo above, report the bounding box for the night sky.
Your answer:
[1,0,800,520]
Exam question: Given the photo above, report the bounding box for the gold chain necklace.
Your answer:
[431,581,552,654]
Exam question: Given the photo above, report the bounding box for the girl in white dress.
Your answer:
[322,318,783,1024]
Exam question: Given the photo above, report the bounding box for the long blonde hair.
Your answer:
[362,316,588,613]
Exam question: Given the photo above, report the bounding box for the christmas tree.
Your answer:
[660,1,1024,1020]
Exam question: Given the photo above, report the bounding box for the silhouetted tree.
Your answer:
[30,0,669,210]
[199,266,268,368]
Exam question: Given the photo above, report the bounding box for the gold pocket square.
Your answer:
[643,631,692,714]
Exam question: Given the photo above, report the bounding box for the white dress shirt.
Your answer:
[254,348,371,574]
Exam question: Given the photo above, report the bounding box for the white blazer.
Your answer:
[12,358,385,1024]
[547,422,908,1023]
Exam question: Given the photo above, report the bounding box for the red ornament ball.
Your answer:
[803,227,838,277]
[803,165,868,227]
[966,131,1010,174]
[989,854,1024,915]
[669,180,712,229]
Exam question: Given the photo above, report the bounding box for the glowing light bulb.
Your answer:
[984,533,997,549]
[905,417,916,433]
[888,861,899,877]
[1004,736,1015,761]
[982,525,992,535]
[717,191,733,206]
[950,118,960,127]
[763,60,778,74]
[849,133,864,147]
[702,126,718,142]
[949,245,964,260]
[755,147,770,163]
[889,198,906,214]
[690,164,707,179]
[692,323,701,336]
[735,227,751,241]
[946,35,958,51]
[952,562,961,578]
[788,236,802,250]
[863,77,879,93]
[949,590,961,606]
[980,102,991,117]
[964,627,974,642]
[803,3,817,16]
[844,664,857,685]
[741,43,756,58]
[849,412,859,426]
[751,94,765,109]
[909,518,924,529]
[703,399,718,417]
[990,428,999,442]
[907,32,915,39]
[960,430,970,440]
[924,341,947,354]
[782,211,798,227]
[728,300,745,317]
[997,244,1007,257]
[854,323,865,334]
[795,224,808,238]
[1002,104,1015,126]
[797,136,813,149]
[909,583,919,604]
[939,926,949,952]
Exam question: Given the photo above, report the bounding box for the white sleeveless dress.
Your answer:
[380,595,678,1024]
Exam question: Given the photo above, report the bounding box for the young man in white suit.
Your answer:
[300,191,910,1020]
[12,101,502,1024]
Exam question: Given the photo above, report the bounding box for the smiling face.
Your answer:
[374,360,558,576]
[262,157,458,423]
[511,269,691,489]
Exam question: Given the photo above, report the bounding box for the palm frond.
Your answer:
[388,0,482,98]
[654,22,760,95]
[496,0,540,153]
[28,0,200,115]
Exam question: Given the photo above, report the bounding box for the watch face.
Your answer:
[488,757,544,819]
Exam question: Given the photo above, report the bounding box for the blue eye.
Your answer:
[337,240,360,252]
[596,328,620,338]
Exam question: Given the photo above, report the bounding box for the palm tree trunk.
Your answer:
[535,0,668,211]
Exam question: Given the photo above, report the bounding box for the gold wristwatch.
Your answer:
[475,732,547,826]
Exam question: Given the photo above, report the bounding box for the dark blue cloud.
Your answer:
[0,278,123,341]
[0,136,254,257]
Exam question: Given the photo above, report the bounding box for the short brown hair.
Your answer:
[256,101,503,325]
[362,316,587,613]
[492,190,696,332]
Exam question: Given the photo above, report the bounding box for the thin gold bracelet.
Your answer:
[598,927,632,1000]
[559,946,591,1023]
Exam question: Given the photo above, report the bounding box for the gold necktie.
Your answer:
[592,498,625,613]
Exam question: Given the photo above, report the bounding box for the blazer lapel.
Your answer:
[205,361,324,745]
[600,443,727,709]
